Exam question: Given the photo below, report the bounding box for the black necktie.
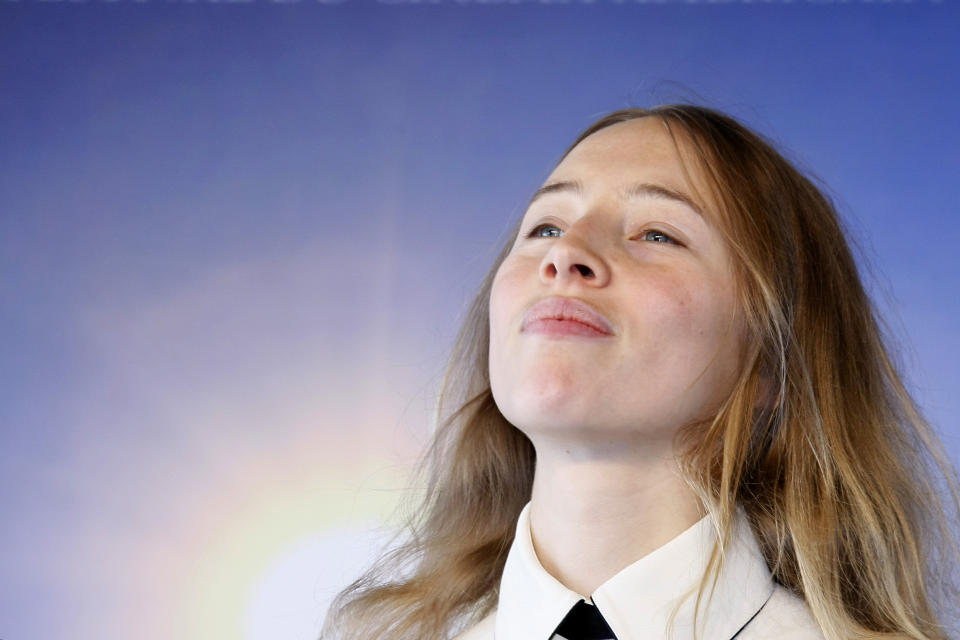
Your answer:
[552,599,618,640]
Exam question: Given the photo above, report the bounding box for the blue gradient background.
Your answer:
[1,4,958,639]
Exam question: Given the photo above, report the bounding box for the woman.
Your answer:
[321,105,960,640]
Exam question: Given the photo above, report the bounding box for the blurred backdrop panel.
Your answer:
[1,3,957,640]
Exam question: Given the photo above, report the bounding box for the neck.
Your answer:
[528,445,705,597]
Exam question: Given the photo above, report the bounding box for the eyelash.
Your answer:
[525,223,681,246]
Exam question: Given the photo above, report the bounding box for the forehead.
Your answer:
[546,117,718,216]
[562,118,679,165]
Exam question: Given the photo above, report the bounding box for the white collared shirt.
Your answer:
[454,502,825,640]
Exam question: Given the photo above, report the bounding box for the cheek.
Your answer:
[488,267,516,418]
[670,283,743,393]
[630,274,735,358]
[488,258,527,333]
[488,265,510,339]
[631,274,700,332]
[488,262,519,372]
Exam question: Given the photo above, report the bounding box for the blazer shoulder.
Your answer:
[739,584,826,640]
[451,609,496,640]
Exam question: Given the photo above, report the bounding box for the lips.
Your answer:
[521,296,615,336]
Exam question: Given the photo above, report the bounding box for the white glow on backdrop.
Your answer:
[27,236,459,640]
[244,524,397,640]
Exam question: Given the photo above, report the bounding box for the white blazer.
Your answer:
[454,502,825,640]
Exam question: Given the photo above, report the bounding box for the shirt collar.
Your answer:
[495,502,774,640]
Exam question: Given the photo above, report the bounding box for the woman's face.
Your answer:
[488,117,744,456]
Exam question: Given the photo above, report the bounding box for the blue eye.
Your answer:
[639,229,678,244]
[527,223,562,238]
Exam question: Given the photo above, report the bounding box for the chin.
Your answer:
[501,397,593,433]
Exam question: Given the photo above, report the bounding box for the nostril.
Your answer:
[575,264,594,278]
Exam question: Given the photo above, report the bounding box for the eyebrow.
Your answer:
[527,179,704,217]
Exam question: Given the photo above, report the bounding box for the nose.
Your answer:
[538,223,611,288]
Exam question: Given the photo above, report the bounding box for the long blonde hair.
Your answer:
[321,105,960,640]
